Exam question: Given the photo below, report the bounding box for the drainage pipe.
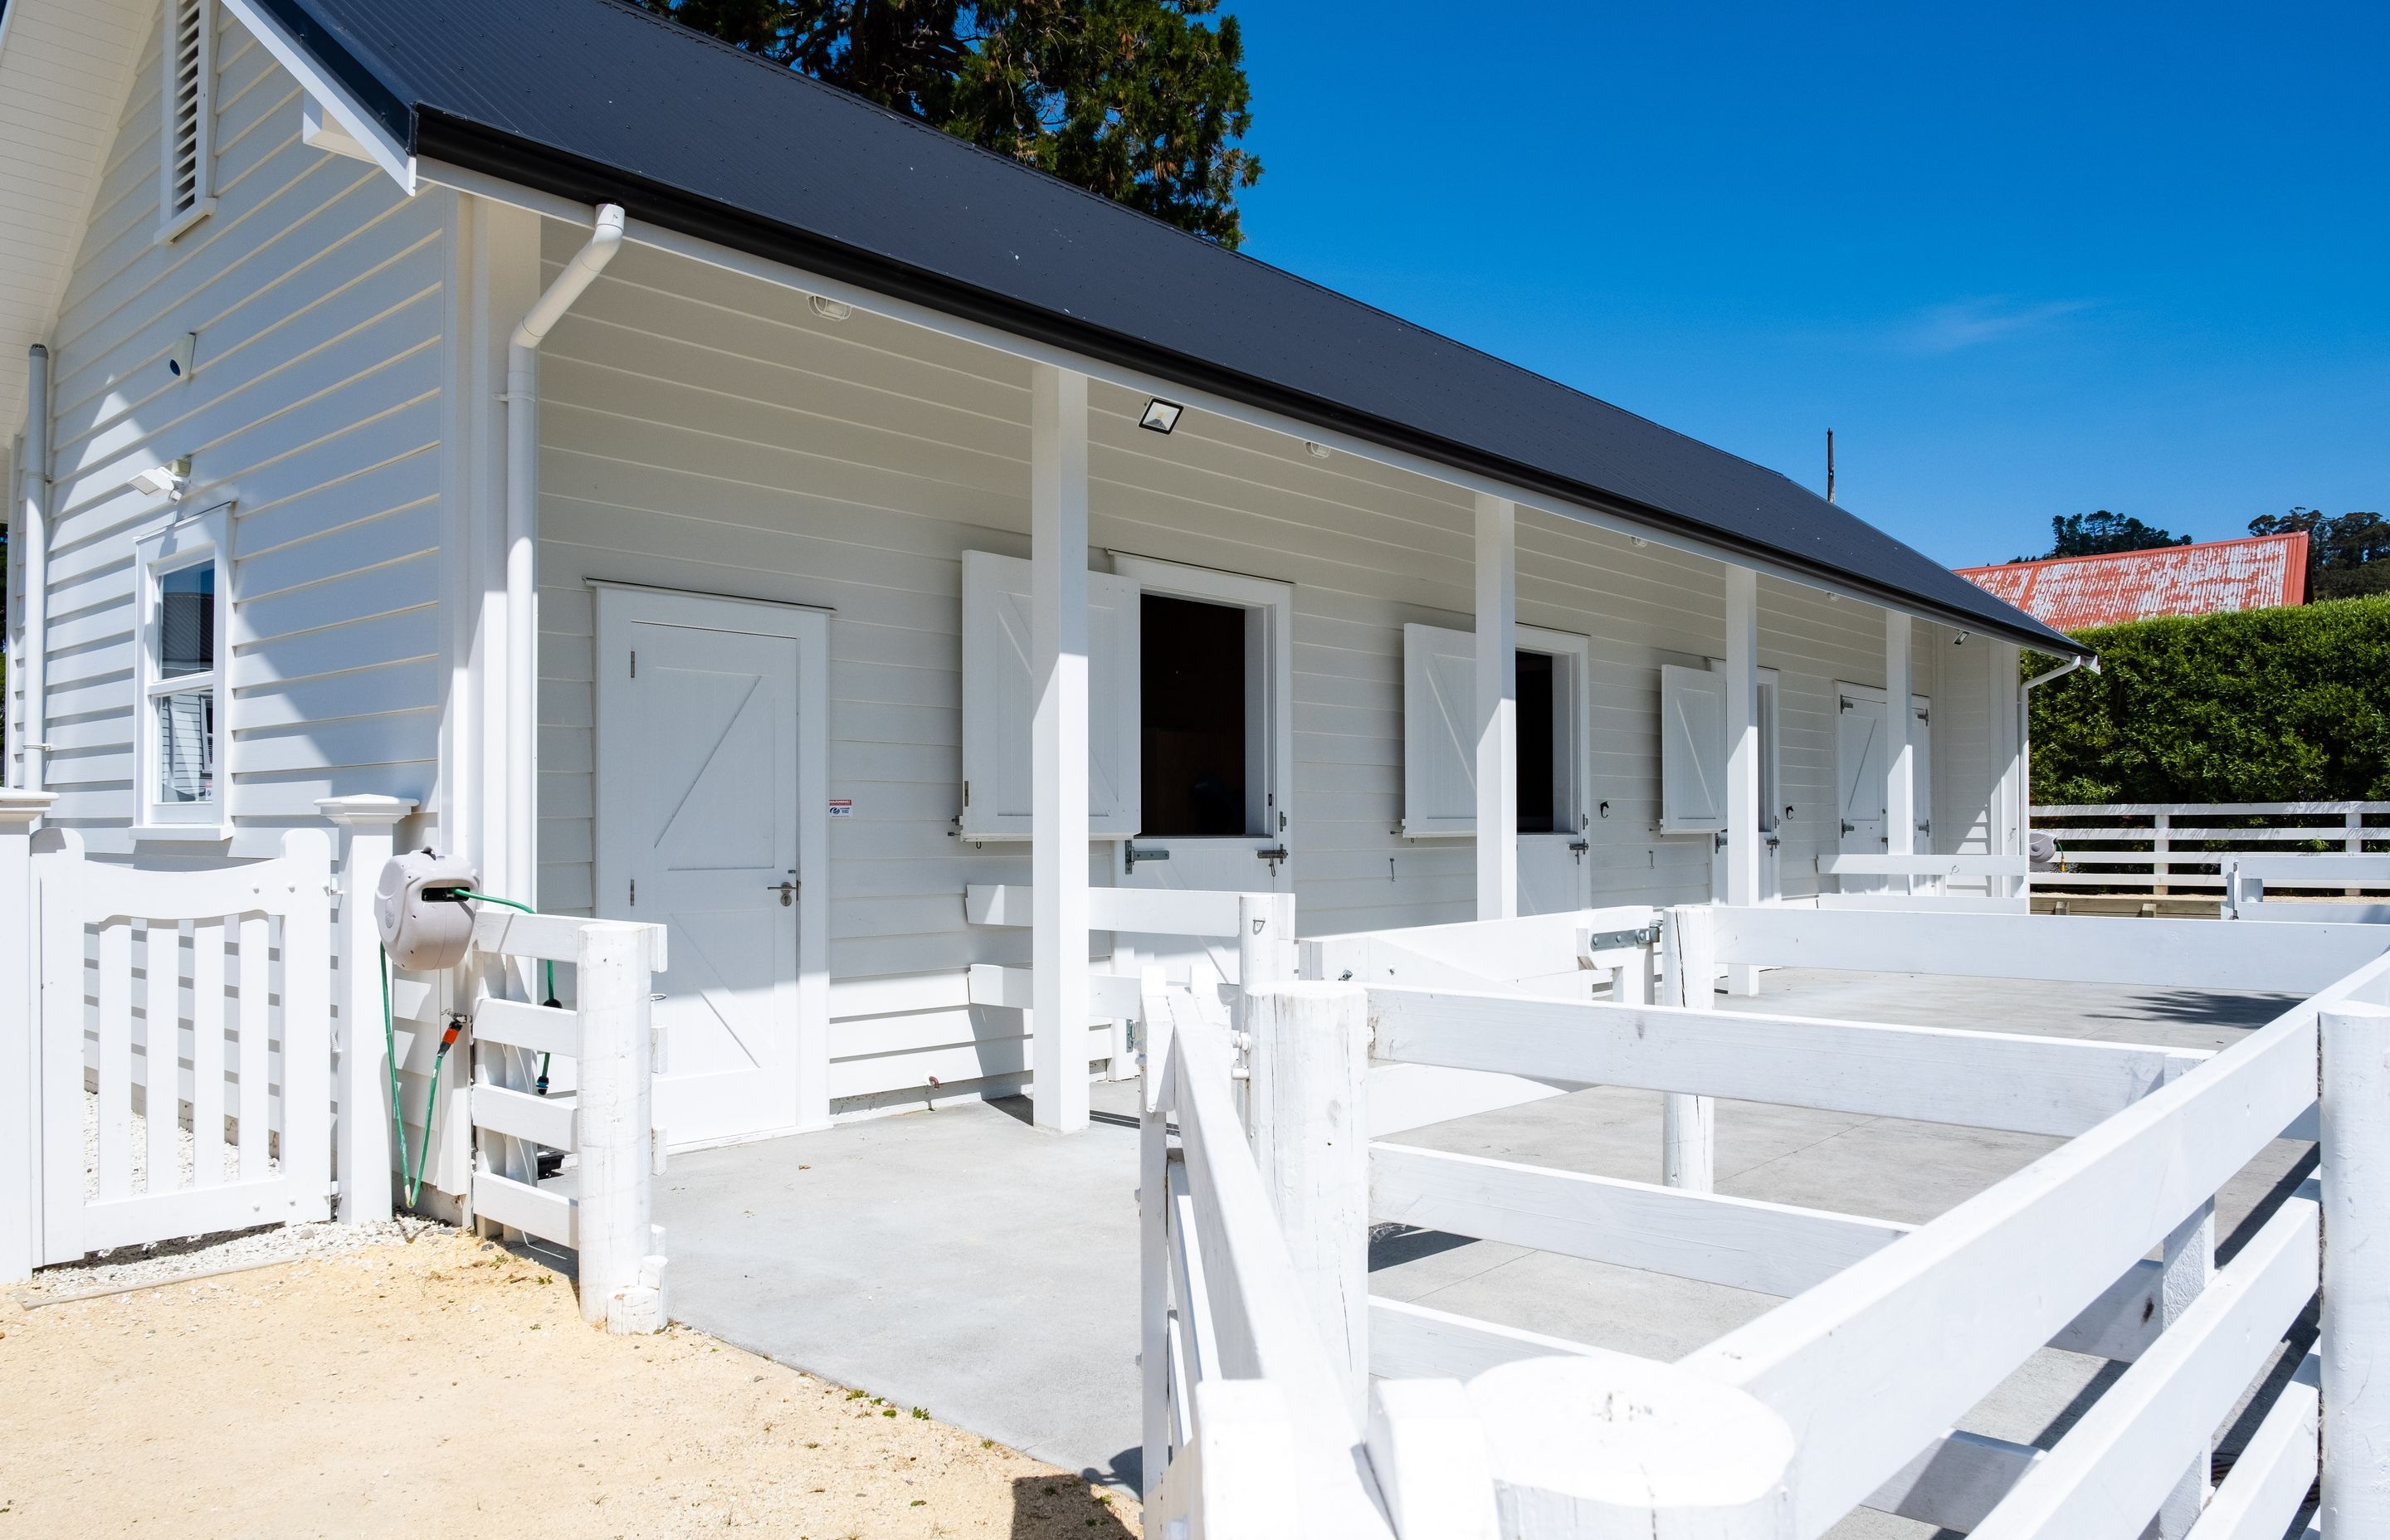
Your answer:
[2018,651,2098,886]
[502,204,622,902]
[16,344,50,792]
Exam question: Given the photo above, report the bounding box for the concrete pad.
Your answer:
[654,1096,1145,1490]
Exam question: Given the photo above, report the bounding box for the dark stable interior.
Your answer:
[1141,594,1249,836]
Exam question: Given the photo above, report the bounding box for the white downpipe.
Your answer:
[16,344,50,792]
[2018,652,2097,894]
[502,204,622,900]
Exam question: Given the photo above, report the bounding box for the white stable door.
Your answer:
[1834,684,1930,890]
[596,588,817,1145]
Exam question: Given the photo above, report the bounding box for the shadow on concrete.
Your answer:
[2080,989,2300,1031]
[1010,1472,1136,1537]
[1368,1222,1475,1272]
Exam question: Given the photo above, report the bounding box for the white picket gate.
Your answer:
[30,826,334,1265]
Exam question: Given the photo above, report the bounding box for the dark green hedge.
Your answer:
[2028,595,2390,804]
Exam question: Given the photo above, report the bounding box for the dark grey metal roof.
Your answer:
[258,0,2083,655]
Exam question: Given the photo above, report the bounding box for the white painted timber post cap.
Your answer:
[0,789,58,828]
[315,794,417,828]
[1469,1353,1796,1538]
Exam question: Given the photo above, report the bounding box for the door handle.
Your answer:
[767,880,797,906]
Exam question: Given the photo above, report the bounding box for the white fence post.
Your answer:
[2153,810,2171,897]
[1470,1353,1795,1537]
[1659,905,1717,1192]
[575,919,665,1333]
[317,795,415,1226]
[2321,1001,2390,1534]
[2349,808,2365,898]
[1139,968,1173,1499]
[0,790,56,1284]
[1236,889,1297,1128]
[1245,978,1372,1424]
[1368,1379,1501,1538]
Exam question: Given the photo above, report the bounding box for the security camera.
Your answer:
[129,458,190,500]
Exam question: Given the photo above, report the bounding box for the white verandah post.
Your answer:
[1885,609,1916,890]
[317,795,417,1226]
[1031,363,1091,1134]
[1723,565,1762,995]
[1474,492,1518,921]
[0,789,57,1284]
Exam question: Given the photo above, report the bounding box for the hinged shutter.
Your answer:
[1401,623,1477,836]
[958,550,1139,840]
[1836,691,1888,826]
[1658,664,1727,834]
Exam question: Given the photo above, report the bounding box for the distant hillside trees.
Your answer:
[2017,510,2192,562]
[2251,508,2390,601]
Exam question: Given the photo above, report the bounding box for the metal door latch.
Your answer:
[1255,846,1289,870]
[1125,842,1169,872]
[1568,839,1589,863]
[767,880,798,906]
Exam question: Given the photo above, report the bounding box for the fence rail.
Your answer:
[1143,894,2390,1536]
[2033,800,2390,899]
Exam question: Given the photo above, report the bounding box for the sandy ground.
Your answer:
[1,1227,1141,1539]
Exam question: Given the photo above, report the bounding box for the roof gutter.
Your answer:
[501,202,623,902]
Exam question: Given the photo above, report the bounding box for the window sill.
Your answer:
[132,821,234,843]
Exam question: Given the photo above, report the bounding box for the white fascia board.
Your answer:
[417,157,1975,628]
[218,0,415,194]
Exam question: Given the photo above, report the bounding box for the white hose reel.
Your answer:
[374,850,480,970]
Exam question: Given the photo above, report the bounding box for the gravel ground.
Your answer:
[82,1084,265,1198]
[13,1216,417,1304]
[0,1228,1143,1538]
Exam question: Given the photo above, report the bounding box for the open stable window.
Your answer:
[159,0,217,240]
[1139,594,1252,836]
[1401,623,1592,838]
[134,504,232,836]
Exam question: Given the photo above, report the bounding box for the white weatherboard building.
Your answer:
[0,0,2082,1195]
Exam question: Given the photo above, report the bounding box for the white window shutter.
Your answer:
[1658,663,1727,834]
[1401,623,1477,836]
[958,550,1139,840]
[1836,691,1887,825]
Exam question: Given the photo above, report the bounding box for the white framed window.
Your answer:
[134,504,232,837]
[158,0,217,241]
[1400,622,1591,838]
[1110,554,1295,845]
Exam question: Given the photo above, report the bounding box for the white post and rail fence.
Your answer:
[0,794,666,1332]
[1142,889,2390,1537]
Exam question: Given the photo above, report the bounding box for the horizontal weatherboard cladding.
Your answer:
[250,0,2082,658]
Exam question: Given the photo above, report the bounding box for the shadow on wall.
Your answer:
[1011,1472,1137,1537]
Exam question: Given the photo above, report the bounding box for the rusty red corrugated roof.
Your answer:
[1954,532,2309,631]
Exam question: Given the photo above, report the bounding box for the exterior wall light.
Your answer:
[1305,441,1330,459]
[129,457,192,500]
[809,295,852,321]
[1139,398,1183,435]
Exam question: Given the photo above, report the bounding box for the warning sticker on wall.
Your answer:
[827,799,853,818]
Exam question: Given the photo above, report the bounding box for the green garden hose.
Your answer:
[380,888,562,1211]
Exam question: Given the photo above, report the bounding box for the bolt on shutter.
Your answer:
[1401,623,1478,836]
[958,550,1140,840]
[1658,663,1727,834]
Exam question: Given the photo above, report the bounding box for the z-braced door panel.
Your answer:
[597,591,819,1145]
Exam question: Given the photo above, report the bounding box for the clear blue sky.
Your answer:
[1219,2,2388,567]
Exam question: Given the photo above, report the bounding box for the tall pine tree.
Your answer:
[632,1,1264,246]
